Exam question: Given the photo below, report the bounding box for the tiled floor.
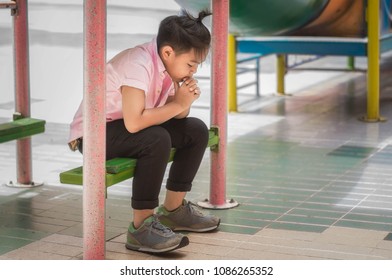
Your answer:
[1,52,392,259]
[1,0,392,259]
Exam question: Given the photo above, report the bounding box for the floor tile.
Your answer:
[328,145,377,158]
[267,222,328,233]
[383,233,392,241]
[334,220,392,232]
[0,227,51,240]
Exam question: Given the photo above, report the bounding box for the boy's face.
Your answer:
[161,46,206,83]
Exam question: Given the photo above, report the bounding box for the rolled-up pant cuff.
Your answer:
[131,198,159,210]
[166,179,192,192]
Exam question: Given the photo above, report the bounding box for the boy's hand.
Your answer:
[173,77,201,109]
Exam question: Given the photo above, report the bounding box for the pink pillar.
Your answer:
[13,0,33,186]
[201,0,237,209]
[83,0,107,260]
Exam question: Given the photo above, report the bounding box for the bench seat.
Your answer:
[60,127,219,187]
[0,117,46,144]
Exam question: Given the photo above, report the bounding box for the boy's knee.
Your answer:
[142,127,171,155]
[188,117,209,144]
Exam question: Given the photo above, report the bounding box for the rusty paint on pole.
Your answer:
[209,0,237,208]
[83,0,106,260]
[13,0,32,185]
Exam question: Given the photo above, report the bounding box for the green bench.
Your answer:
[60,127,219,187]
[0,116,46,144]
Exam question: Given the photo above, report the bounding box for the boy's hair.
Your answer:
[157,9,212,60]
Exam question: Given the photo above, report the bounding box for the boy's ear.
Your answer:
[161,45,174,60]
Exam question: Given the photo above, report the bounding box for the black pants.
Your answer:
[80,117,209,210]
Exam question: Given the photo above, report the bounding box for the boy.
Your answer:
[68,10,219,253]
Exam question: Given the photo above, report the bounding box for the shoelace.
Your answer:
[149,215,173,234]
[187,201,205,217]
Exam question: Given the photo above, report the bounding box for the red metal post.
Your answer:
[199,0,237,209]
[13,0,33,186]
[83,0,107,260]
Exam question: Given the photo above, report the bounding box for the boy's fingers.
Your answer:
[174,81,180,91]
[185,78,197,84]
[184,78,198,86]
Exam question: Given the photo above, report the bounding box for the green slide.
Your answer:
[175,0,366,37]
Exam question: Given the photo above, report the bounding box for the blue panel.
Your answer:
[237,37,368,57]
[381,34,392,52]
[381,0,392,34]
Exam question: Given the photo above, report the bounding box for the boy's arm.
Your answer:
[165,95,190,119]
[165,79,201,119]
[121,84,196,133]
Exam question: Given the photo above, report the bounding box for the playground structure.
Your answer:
[177,0,392,120]
[1,0,392,260]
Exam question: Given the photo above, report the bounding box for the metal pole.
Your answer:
[83,0,107,259]
[347,56,355,70]
[0,1,16,10]
[256,57,260,97]
[13,0,34,187]
[276,54,286,95]
[367,0,379,120]
[361,0,386,122]
[199,0,238,209]
[228,34,237,112]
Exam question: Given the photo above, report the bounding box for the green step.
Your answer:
[60,127,219,187]
[0,118,46,144]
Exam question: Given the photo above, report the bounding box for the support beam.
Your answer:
[347,56,355,70]
[228,34,237,112]
[361,0,386,122]
[83,0,107,260]
[276,54,286,95]
[199,0,238,209]
[12,0,36,187]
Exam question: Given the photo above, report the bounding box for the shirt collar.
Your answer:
[151,37,167,77]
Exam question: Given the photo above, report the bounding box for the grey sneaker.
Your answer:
[126,215,189,253]
[157,200,220,232]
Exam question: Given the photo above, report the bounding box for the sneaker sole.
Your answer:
[125,236,189,254]
[172,220,220,233]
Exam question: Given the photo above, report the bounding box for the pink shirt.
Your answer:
[68,38,174,142]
